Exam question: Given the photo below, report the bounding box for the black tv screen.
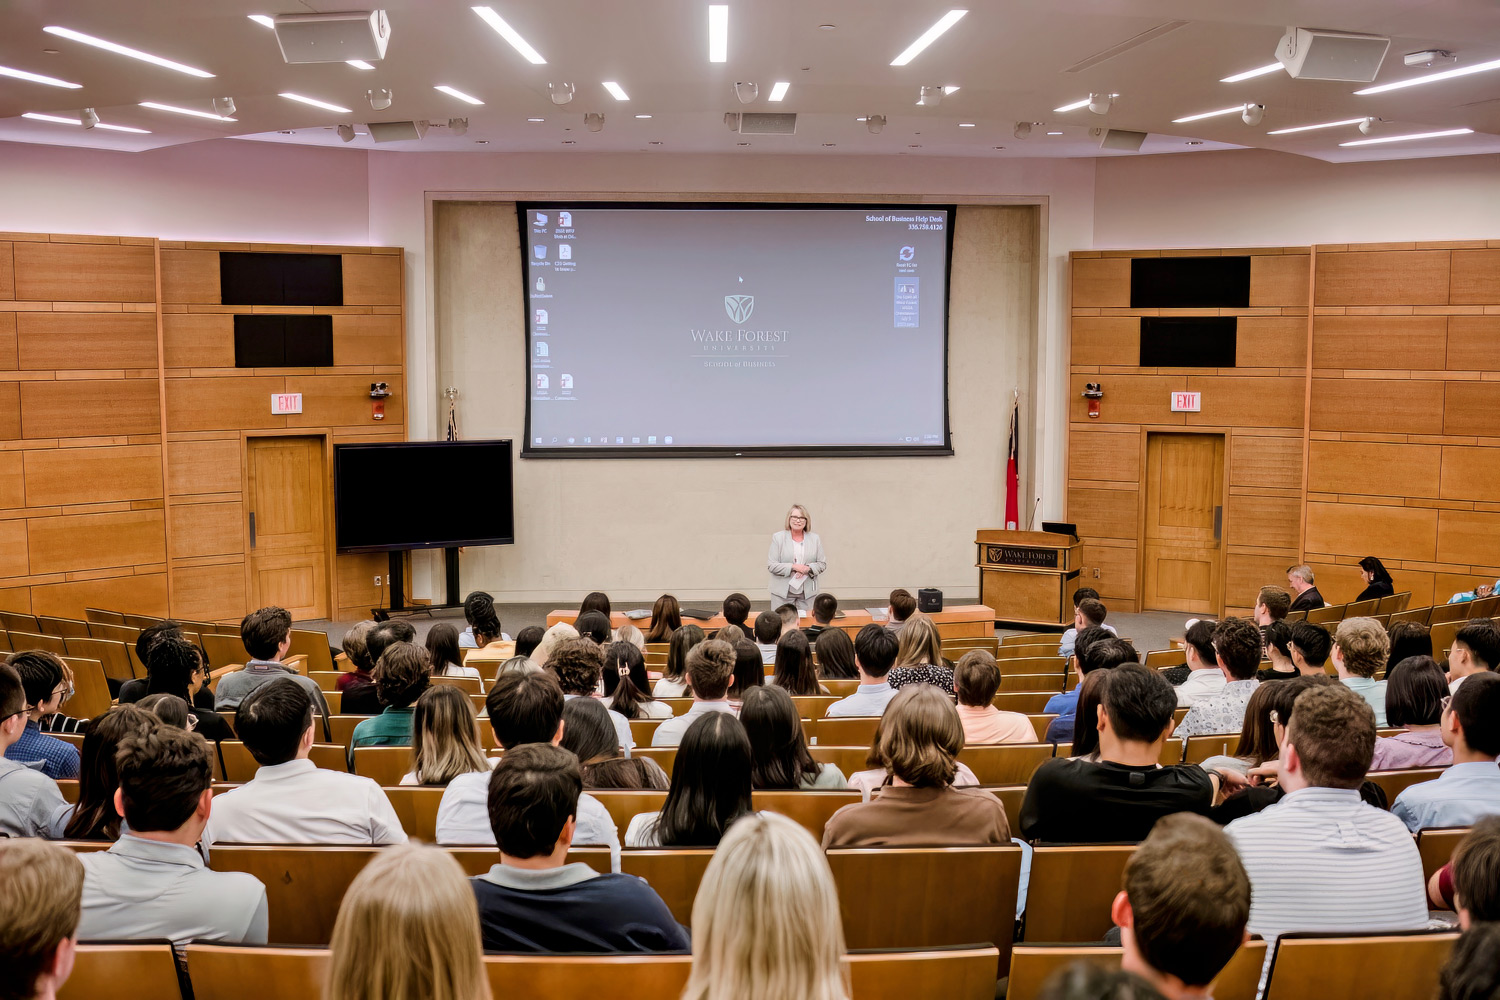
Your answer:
[335,441,514,552]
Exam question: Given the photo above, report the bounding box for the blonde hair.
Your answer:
[325,843,491,1000]
[616,624,647,651]
[894,613,943,668]
[1334,617,1389,679]
[683,812,847,1000]
[785,504,812,531]
[531,622,579,668]
[410,685,490,786]
[0,838,83,1000]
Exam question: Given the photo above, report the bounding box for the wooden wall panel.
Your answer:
[1186,376,1304,429]
[19,379,161,438]
[0,453,24,509]
[30,573,168,620]
[0,381,19,439]
[16,312,159,370]
[1443,382,1500,437]
[1067,427,1140,484]
[1305,561,1377,608]
[343,254,403,305]
[1308,378,1445,435]
[1449,249,1500,305]
[332,315,403,367]
[1226,494,1300,550]
[1066,487,1138,540]
[0,312,16,368]
[0,520,28,578]
[168,501,244,560]
[1068,374,1186,425]
[1237,317,1306,367]
[165,376,286,432]
[1440,446,1494,502]
[1306,441,1441,498]
[1225,553,1299,611]
[162,314,235,368]
[1437,510,1500,568]
[167,438,243,496]
[1314,250,1450,305]
[23,445,162,506]
[12,242,155,302]
[28,510,165,574]
[1446,316,1500,371]
[1229,435,1302,491]
[1305,502,1437,563]
[159,249,220,304]
[0,241,14,299]
[1311,315,1447,370]
[335,551,386,621]
[286,374,404,428]
[1249,254,1308,307]
[170,561,246,621]
[1081,542,1136,603]
[1071,317,1138,367]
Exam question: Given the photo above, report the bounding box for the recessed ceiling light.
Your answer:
[737,141,751,145]
[634,114,652,119]
[1266,117,1367,135]
[958,122,976,127]
[1220,62,1282,83]
[822,142,836,146]
[42,25,213,77]
[1355,57,1500,95]
[346,60,375,70]
[138,100,236,121]
[0,64,82,88]
[1339,127,1474,146]
[280,92,353,113]
[708,5,728,62]
[1053,98,1090,112]
[908,143,922,148]
[1171,105,1243,123]
[475,139,489,144]
[435,85,485,105]
[23,111,150,133]
[1185,140,1204,145]
[602,81,630,101]
[649,140,663,145]
[768,81,790,102]
[562,139,576,144]
[471,6,547,64]
[527,117,545,122]
[248,15,274,28]
[1046,131,1063,135]
[992,145,1004,149]
[818,24,835,30]
[890,10,968,66]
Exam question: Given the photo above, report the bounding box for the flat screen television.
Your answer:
[334,440,514,552]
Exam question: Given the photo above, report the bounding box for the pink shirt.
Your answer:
[957,705,1037,745]
[1369,729,1452,771]
[849,763,979,802]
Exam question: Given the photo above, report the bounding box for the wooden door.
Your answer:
[1141,433,1224,614]
[246,436,329,620]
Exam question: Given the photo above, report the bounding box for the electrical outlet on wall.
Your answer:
[373,575,382,586]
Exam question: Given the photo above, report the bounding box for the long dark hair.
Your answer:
[814,627,857,679]
[772,630,820,695]
[601,641,656,719]
[559,697,619,765]
[1386,655,1448,728]
[425,621,465,676]
[662,623,704,683]
[740,686,821,789]
[1230,681,1281,765]
[65,705,155,840]
[1359,556,1394,587]
[580,591,612,617]
[650,712,752,846]
[1070,669,1111,758]
[728,641,765,700]
[644,594,682,643]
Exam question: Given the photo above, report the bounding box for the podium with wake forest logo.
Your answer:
[975,528,1082,627]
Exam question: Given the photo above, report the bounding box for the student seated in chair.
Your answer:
[1043,632,1136,745]
[1287,621,1332,678]
[2,651,80,780]
[1059,596,1117,659]
[650,640,739,747]
[1331,617,1390,727]
[1392,671,1500,833]
[550,637,634,752]
[1173,619,1227,707]
[348,640,431,765]
[206,678,406,845]
[953,650,1035,745]
[0,662,71,839]
[801,592,838,642]
[1447,619,1500,695]
[824,625,899,718]
[1254,622,1298,684]
[1175,618,1262,738]
[1113,814,1251,1000]
[1253,585,1291,627]
[0,839,84,1000]
[470,743,688,954]
[213,605,331,721]
[1285,564,1324,613]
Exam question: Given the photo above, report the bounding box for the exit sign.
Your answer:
[271,392,303,415]
[1171,391,1202,412]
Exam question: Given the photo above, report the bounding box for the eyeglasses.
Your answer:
[1441,695,1453,715]
[789,515,807,521]
[51,684,72,704]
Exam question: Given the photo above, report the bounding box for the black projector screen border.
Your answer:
[516,201,957,460]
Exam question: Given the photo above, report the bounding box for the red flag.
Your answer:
[1005,399,1020,530]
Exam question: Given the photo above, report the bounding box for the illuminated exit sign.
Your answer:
[271,393,303,415]
[1170,391,1201,412]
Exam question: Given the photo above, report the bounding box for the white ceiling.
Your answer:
[0,0,1497,162]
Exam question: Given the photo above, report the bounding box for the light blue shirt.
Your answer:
[1391,761,1500,833]
[1340,675,1388,728]
[824,682,895,718]
[1058,623,1117,659]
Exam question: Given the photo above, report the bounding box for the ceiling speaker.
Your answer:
[274,10,390,64]
[728,112,797,135]
[367,119,428,143]
[1096,128,1147,151]
[1276,27,1390,82]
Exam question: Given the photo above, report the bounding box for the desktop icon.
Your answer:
[558,243,572,260]
[535,277,545,291]
[534,245,547,259]
[535,342,548,358]
[664,436,673,444]
[535,213,548,226]
[898,245,915,262]
[584,436,591,444]
[558,211,572,227]
[559,374,573,389]
[535,374,549,389]
[632,436,640,444]
[567,437,575,444]
[616,436,624,444]
[535,308,548,325]
[648,436,657,444]
[534,437,542,444]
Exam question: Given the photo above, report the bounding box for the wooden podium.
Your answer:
[975,529,1082,627]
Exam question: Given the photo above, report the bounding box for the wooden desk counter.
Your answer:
[546,604,996,639]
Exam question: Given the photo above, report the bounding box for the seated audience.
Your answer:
[727,640,766,706]
[885,614,954,695]
[3,651,80,779]
[528,621,578,669]
[1356,555,1397,602]
[473,743,688,953]
[551,637,634,751]
[752,611,781,665]
[720,592,752,635]
[1059,669,1111,760]
[1371,655,1452,771]
[1286,564,1324,612]
[1288,620,1332,676]
[602,640,672,719]
[1059,587,1117,658]
[1428,817,1500,919]
[336,621,382,715]
[1023,665,1219,843]
[823,685,1009,847]
[36,658,84,735]
[771,629,828,695]
[458,590,510,649]
[1225,684,1427,949]
[513,624,545,661]
[349,640,431,762]
[654,622,705,697]
[628,712,753,847]
[1439,922,1500,1000]
[824,625,899,718]
[886,588,917,634]
[209,678,405,844]
[776,603,800,635]
[954,650,1035,744]
[1393,672,1500,832]
[845,704,981,800]
[1175,619,1227,706]
[138,693,191,729]
[1255,621,1297,683]
[62,705,154,840]
[1176,618,1263,737]
[0,838,85,1000]
[1045,635,1139,744]
[684,812,847,1000]
[1253,585,1291,626]
[118,620,197,706]
[580,590,612,618]
[0,662,70,838]
[402,684,492,787]
[615,623,646,651]
[643,593,682,644]
[814,626,858,680]
[1449,619,1500,694]
[1387,620,1433,672]
[1112,814,1251,1000]
[1044,624,1114,718]
[741,686,846,788]
[325,842,489,1000]
[574,610,613,646]
[77,725,268,949]
[651,639,738,747]
[460,596,515,670]
[436,671,619,868]
[1332,617,1390,726]
[138,638,233,741]
[426,621,482,687]
[561,697,669,790]
[214,606,331,720]
[802,592,838,642]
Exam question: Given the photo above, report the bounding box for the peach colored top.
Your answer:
[957,705,1037,745]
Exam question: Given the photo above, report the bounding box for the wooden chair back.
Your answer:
[185,944,328,999]
[1007,942,1267,1000]
[792,694,841,717]
[1428,601,1476,625]
[1023,845,1137,942]
[202,632,250,671]
[1387,605,1430,625]
[1182,735,1238,764]
[60,656,112,720]
[984,785,1027,821]
[1365,767,1446,804]
[999,672,1066,693]
[37,615,92,639]
[1428,620,1465,660]
[0,610,39,632]
[308,670,342,692]
[63,636,136,683]
[381,785,444,842]
[87,621,142,646]
[1264,930,1458,1000]
[1003,632,1060,646]
[1027,714,1058,740]
[59,943,183,1000]
[634,746,677,774]
[328,714,365,747]
[430,672,482,694]
[57,778,79,803]
[629,717,666,744]
[958,743,1056,785]
[85,607,125,625]
[10,630,67,655]
[1417,826,1469,882]
[752,790,861,839]
[1305,604,1345,625]
[816,715,880,746]
[823,679,858,696]
[1343,598,1381,618]
[615,849,714,924]
[1144,649,1184,667]
[351,746,413,786]
[286,629,335,673]
[810,745,874,778]
[997,643,1062,661]
[588,789,671,836]
[995,691,1057,714]
[1000,655,1069,675]
[219,740,348,782]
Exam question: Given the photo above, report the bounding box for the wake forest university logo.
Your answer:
[724,294,755,324]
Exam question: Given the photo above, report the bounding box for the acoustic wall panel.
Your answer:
[16,312,159,370]
[12,241,155,302]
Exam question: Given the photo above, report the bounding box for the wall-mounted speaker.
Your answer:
[1094,128,1147,152]
[1276,27,1390,82]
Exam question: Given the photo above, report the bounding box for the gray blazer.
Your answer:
[767,530,826,601]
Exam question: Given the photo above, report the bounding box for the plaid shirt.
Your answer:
[5,719,81,779]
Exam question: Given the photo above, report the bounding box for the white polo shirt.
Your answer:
[435,767,621,872]
[204,758,407,845]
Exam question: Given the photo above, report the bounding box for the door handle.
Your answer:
[248,511,257,549]
[1213,505,1223,541]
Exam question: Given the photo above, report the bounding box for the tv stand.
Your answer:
[373,546,465,622]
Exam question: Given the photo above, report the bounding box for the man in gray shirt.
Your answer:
[77,723,267,953]
[0,662,70,839]
[213,606,330,729]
